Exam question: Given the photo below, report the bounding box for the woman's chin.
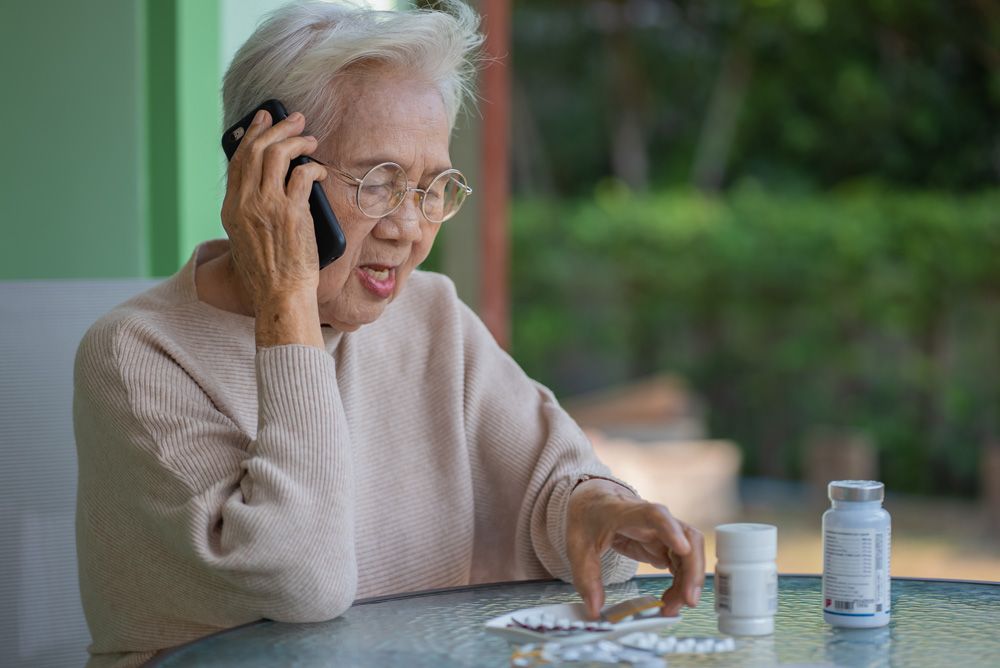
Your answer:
[319,301,388,332]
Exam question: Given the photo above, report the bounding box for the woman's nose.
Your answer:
[375,190,423,243]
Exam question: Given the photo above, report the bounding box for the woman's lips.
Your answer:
[355,265,396,299]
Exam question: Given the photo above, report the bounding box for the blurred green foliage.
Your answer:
[502,0,1000,494]
[512,0,1000,194]
[509,189,1000,494]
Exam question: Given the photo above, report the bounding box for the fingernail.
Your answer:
[287,112,302,122]
[253,110,266,125]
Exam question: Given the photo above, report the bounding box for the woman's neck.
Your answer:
[194,250,255,317]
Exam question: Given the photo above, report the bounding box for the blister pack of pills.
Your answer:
[510,634,739,667]
[485,596,681,645]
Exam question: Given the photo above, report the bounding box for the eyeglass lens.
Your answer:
[357,163,468,223]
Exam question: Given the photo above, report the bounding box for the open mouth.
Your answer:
[355,264,396,299]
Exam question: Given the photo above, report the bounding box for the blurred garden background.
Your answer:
[431,0,1000,576]
[3,0,998,595]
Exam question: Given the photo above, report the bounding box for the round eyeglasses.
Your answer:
[325,161,472,223]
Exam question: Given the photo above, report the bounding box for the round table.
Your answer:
[147,575,1000,667]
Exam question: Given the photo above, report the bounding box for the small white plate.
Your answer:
[484,602,681,645]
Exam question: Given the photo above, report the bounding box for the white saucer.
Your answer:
[484,601,682,645]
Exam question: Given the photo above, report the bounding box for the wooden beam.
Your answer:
[479,0,511,348]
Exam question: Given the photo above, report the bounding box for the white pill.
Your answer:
[598,621,613,630]
[676,638,696,653]
[560,649,581,661]
[694,639,715,653]
[716,637,737,652]
[655,636,677,653]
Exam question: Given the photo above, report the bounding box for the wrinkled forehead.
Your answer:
[318,71,451,170]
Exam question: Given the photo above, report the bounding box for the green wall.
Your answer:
[0,0,472,284]
[1,0,224,280]
[1,1,146,279]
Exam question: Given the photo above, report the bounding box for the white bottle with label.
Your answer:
[822,480,891,628]
[714,523,778,636]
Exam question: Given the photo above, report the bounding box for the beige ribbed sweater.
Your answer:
[73,240,636,668]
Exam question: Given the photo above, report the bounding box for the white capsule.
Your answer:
[716,637,737,652]
[560,648,582,661]
[676,638,696,653]
[570,620,586,630]
[598,621,613,630]
[655,636,677,653]
[694,639,715,653]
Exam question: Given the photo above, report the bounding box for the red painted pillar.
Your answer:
[479,0,511,349]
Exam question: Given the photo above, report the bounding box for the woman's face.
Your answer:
[312,73,451,331]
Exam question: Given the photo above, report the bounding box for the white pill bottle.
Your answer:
[714,523,778,636]
[822,480,891,628]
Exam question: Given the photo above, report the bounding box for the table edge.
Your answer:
[140,573,999,667]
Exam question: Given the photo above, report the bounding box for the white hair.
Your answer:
[222,0,483,144]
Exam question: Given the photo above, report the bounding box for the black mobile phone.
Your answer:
[221,99,346,269]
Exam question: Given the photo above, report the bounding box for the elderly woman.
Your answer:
[74,2,704,666]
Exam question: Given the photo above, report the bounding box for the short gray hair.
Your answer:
[222,0,482,144]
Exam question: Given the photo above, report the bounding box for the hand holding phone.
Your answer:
[222,99,346,268]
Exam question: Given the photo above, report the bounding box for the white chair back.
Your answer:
[0,279,159,668]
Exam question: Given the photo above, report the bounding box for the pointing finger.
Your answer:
[568,541,606,621]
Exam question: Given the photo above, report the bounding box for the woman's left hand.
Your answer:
[566,478,705,620]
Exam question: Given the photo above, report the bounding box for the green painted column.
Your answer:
[147,0,224,276]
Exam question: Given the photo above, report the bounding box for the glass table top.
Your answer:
[150,575,1000,667]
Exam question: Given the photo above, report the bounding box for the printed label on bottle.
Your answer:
[716,569,777,615]
[716,571,732,612]
[823,527,891,616]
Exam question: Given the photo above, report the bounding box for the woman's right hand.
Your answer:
[221,109,329,348]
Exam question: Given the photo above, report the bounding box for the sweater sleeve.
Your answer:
[453,295,638,588]
[74,316,357,655]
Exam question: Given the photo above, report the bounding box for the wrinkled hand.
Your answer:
[566,478,705,620]
[221,109,328,347]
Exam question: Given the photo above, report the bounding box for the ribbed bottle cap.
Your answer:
[828,480,884,502]
[715,523,777,561]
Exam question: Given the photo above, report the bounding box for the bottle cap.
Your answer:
[828,480,884,502]
[715,523,777,561]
